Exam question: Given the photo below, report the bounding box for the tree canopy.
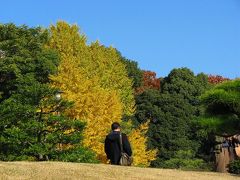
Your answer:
[199,80,240,135]
[134,68,210,167]
[1,22,237,170]
[47,21,156,165]
[0,24,95,162]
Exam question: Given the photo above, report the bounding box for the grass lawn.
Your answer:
[0,161,239,180]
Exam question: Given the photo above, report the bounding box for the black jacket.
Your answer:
[104,131,132,165]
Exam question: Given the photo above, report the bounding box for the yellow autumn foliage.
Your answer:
[48,22,122,162]
[47,21,156,166]
[87,42,135,116]
[129,121,158,166]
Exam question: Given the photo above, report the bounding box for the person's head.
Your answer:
[111,122,121,131]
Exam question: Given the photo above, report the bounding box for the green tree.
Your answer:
[197,80,240,172]
[134,68,210,168]
[199,80,240,135]
[0,81,86,161]
[119,54,143,89]
[0,24,95,162]
[161,68,209,103]
[0,24,58,101]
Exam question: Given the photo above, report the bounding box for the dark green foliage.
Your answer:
[228,159,240,174]
[0,23,59,101]
[0,23,97,163]
[134,89,161,125]
[158,150,211,170]
[197,80,240,171]
[200,80,240,134]
[119,54,143,89]
[118,52,144,122]
[138,90,200,160]
[197,114,240,135]
[134,68,210,168]
[201,80,240,116]
[52,146,99,163]
[0,69,84,160]
[161,68,209,104]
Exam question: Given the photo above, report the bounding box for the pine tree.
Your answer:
[0,23,90,161]
[200,80,240,134]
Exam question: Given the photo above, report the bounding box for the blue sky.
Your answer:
[1,0,240,78]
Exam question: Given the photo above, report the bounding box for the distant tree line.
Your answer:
[0,22,239,172]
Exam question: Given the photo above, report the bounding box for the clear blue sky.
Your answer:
[1,0,240,78]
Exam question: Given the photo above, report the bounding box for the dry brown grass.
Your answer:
[0,161,239,180]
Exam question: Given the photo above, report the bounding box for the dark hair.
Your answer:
[111,122,121,130]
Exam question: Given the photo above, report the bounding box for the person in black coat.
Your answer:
[104,122,132,165]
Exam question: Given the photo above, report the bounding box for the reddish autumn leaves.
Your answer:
[136,71,160,94]
[208,75,229,85]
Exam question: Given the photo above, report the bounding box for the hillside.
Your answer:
[0,162,239,180]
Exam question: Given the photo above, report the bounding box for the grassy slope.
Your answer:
[0,161,239,180]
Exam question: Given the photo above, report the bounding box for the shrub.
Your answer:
[160,150,211,171]
[228,159,240,174]
[0,154,36,161]
[52,146,99,163]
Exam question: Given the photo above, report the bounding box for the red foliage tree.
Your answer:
[136,71,160,94]
[208,75,229,85]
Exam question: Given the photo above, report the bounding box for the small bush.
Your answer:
[52,146,99,163]
[160,150,211,171]
[0,153,36,161]
[228,159,240,174]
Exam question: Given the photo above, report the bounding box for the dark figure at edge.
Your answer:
[104,122,132,165]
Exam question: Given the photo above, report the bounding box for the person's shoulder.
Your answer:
[107,132,113,136]
[106,131,118,139]
[106,132,112,138]
[121,133,128,138]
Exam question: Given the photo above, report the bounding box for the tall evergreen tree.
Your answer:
[0,24,90,161]
[199,80,240,134]
[135,68,210,168]
[119,54,143,90]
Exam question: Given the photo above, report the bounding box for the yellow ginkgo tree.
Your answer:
[129,121,157,166]
[47,21,123,162]
[47,21,157,166]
